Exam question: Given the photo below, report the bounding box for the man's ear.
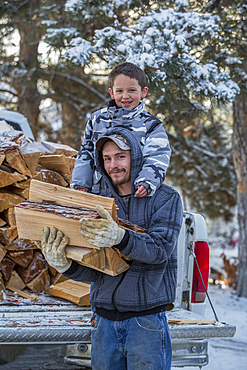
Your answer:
[141,87,148,99]
[109,88,114,99]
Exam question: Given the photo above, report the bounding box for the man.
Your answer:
[41,128,183,370]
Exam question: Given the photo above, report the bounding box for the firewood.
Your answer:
[0,218,6,227]
[16,250,48,283]
[0,189,24,213]
[46,280,90,306]
[13,178,31,189]
[0,243,7,262]
[7,249,34,268]
[29,180,118,221]
[0,167,27,188]
[5,150,32,177]
[7,287,38,301]
[38,154,75,178]
[41,141,77,157]
[5,270,26,290]
[6,238,35,251]
[0,225,18,245]
[168,319,216,325]
[66,246,106,270]
[3,207,16,227]
[26,268,50,292]
[5,185,29,199]
[0,154,5,165]
[0,257,16,280]
[20,151,40,176]
[50,272,68,285]
[48,264,57,277]
[38,168,68,187]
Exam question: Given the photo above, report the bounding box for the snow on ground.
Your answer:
[172,241,247,370]
[172,284,247,370]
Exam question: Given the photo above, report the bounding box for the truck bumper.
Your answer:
[64,339,208,368]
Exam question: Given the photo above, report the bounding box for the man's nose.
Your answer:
[110,158,119,168]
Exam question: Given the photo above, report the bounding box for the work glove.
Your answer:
[41,227,72,273]
[79,205,125,248]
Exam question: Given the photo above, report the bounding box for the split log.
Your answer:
[46,280,90,306]
[50,273,68,285]
[0,167,27,188]
[5,270,26,290]
[38,154,75,178]
[26,268,50,292]
[7,287,38,301]
[16,251,48,284]
[0,257,16,280]
[3,207,16,227]
[0,218,6,227]
[5,185,29,199]
[0,154,5,165]
[38,168,69,187]
[7,249,34,268]
[41,141,77,157]
[0,243,7,262]
[28,179,118,219]
[20,152,40,176]
[0,225,18,245]
[6,238,35,251]
[0,189,24,213]
[5,150,32,177]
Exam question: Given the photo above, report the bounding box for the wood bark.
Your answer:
[232,93,247,297]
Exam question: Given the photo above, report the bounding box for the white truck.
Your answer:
[0,111,236,369]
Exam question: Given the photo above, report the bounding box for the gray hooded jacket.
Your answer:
[64,127,183,313]
[71,100,171,196]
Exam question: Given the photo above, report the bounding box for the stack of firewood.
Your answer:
[0,129,79,300]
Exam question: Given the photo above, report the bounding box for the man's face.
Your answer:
[109,74,148,110]
[102,140,131,190]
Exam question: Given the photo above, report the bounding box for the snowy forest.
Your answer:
[0,0,246,297]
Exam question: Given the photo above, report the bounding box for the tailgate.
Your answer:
[0,304,93,344]
[167,307,236,339]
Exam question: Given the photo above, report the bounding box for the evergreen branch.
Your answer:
[41,70,107,101]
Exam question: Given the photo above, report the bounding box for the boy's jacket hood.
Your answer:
[95,127,143,196]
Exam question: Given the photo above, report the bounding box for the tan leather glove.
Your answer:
[41,227,72,273]
[79,205,125,248]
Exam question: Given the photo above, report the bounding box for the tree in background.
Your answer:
[0,0,109,147]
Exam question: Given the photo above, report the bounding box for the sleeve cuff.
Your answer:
[114,230,130,251]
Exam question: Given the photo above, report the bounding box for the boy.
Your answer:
[71,62,171,197]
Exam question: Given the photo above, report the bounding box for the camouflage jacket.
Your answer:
[71,100,171,196]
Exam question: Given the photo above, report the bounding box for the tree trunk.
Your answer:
[232,95,247,297]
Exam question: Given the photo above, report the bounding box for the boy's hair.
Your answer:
[108,62,147,89]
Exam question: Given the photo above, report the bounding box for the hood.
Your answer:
[95,127,143,195]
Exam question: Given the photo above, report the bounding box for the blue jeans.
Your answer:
[91,312,172,370]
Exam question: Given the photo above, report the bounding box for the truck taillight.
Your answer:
[191,242,209,303]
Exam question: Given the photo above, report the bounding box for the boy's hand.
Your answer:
[134,185,148,198]
[77,187,87,192]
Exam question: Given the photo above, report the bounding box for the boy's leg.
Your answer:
[91,314,126,370]
[125,312,172,370]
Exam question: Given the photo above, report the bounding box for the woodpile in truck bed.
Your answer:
[0,130,90,304]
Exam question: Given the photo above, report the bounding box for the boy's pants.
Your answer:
[91,312,172,370]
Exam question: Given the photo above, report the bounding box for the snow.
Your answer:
[172,284,247,370]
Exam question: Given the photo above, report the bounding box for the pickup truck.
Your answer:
[0,111,236,369]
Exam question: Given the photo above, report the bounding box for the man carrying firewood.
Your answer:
[41,128,183,370]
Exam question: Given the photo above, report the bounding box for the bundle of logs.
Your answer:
[0,129,87,303]
[0,129,146,305]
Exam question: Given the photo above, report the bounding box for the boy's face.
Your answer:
[109,74,148,110]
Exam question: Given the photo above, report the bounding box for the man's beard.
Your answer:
[109,169,129,186]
